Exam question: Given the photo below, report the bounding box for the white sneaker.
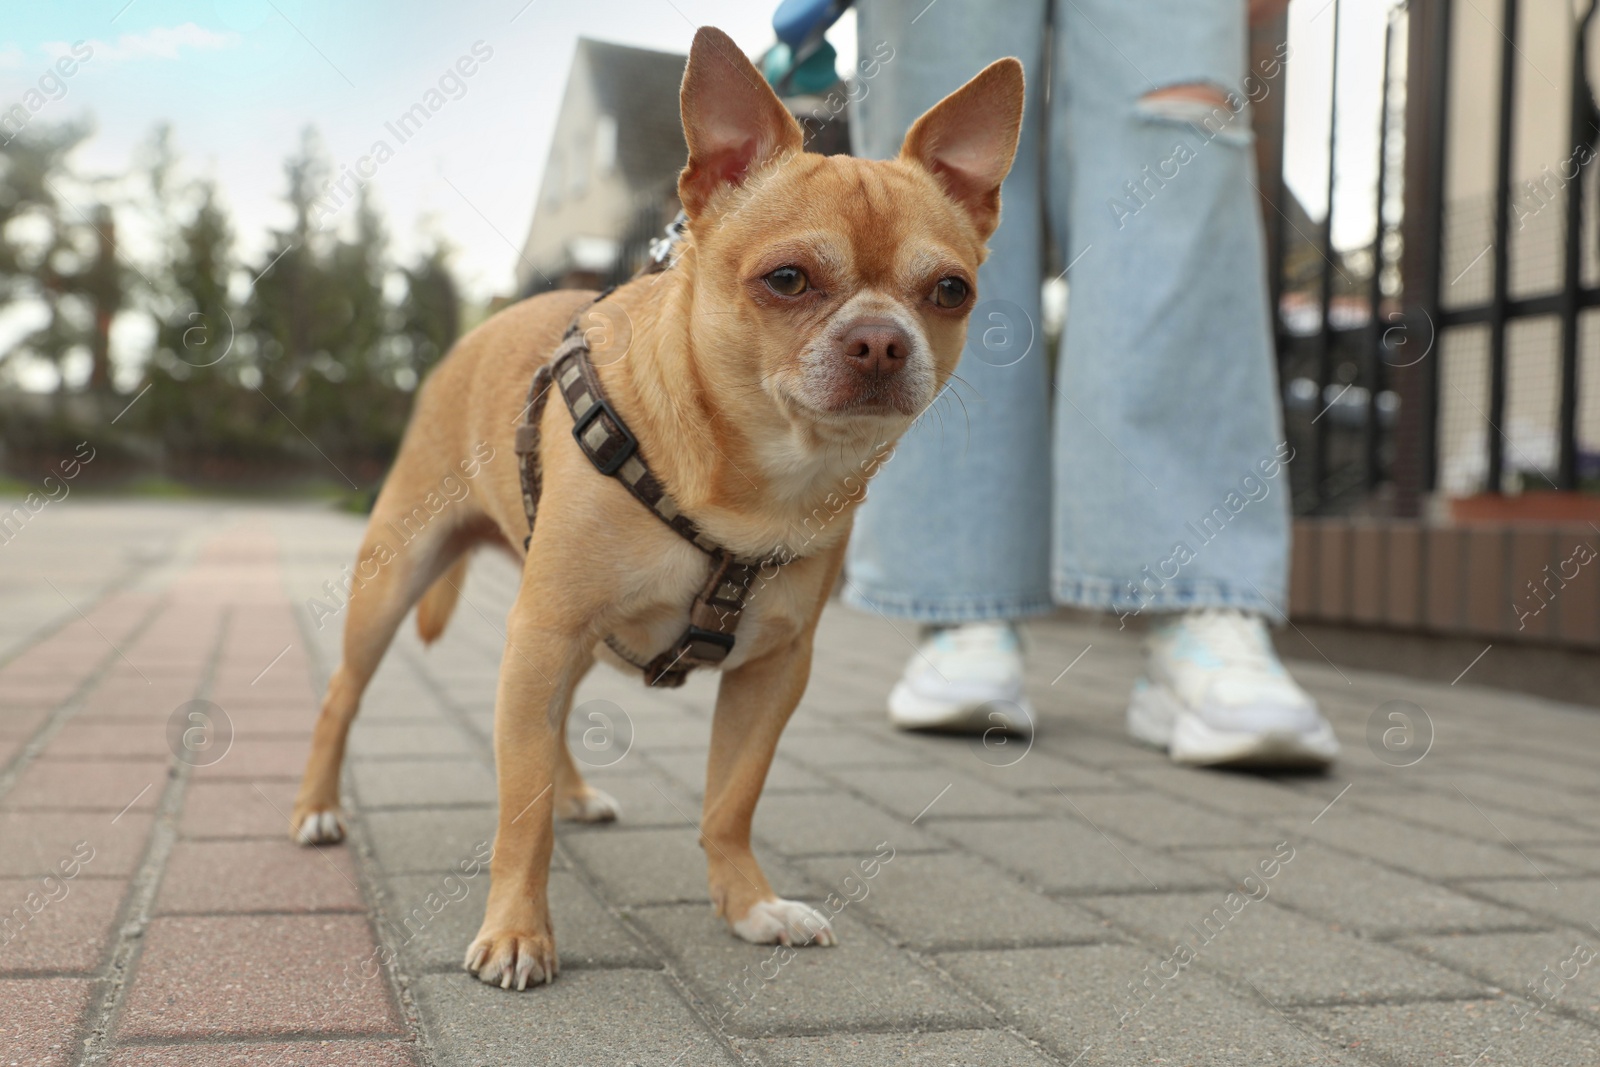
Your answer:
[888,622,1035,735]
[1128,609,1339,768]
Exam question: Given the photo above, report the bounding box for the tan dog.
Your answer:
[292,26,1022,990]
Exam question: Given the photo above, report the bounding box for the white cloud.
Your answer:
[44,23,240,64]
[0,45,25,70]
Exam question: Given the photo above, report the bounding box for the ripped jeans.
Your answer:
[845,0,1293,624]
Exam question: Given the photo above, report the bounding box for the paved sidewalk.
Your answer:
[3,501,1599,1066]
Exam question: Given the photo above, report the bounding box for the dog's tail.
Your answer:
[416,553,469,645]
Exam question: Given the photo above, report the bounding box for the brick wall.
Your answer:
[1289,519,1600,649]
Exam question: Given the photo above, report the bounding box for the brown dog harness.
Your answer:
[512,283,788,688]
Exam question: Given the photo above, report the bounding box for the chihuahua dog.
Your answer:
[292,26,1022,989]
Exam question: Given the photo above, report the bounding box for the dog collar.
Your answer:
[514,291,792,688]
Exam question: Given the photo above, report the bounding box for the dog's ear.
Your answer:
[900,58,1024,240]
[678,26,804,217]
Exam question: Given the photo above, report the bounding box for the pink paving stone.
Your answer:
[109,1040,419,1066]
[210,669,318,695]
[216,706,317,739]
[154,840,364,915]
[3,760,166,812]
[117,915,399,1040]
[0,811,154,878]
[0,977,92,1066]
[193,738,313,780]
[41,722,173,760]
[0,707,50,737]
[79,679,200,713]
[0,877,125,973]
[180,781,299,839]
[0,679,80,707]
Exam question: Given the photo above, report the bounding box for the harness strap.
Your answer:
[514,287,788,688]
[514,362,556,551]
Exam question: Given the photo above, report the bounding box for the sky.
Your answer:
[0,0,835,301]
[0,0,1390,388]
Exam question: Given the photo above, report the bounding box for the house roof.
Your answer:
[575,37,687,186]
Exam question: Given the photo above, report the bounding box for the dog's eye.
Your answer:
[764,266,809,296]
[932,277,969,309]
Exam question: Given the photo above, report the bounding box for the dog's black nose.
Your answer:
[840,321,909,377]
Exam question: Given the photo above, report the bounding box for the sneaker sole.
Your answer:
[1128,680,1338,769]
[888,682,1035,737]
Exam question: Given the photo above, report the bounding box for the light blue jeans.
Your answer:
[846,0,1292,623]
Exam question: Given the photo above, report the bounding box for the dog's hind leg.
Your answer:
[291,480,476,845]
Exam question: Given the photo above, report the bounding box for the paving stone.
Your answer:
[348,759,496,809]
[935,744,1133,795]
[0,707,50,738]
[1304,810,1568,880]
[1307,998,1600,1065]
[935,817,1227,895]
[41,721,172,760]
[155,839,365,915]
[1085,891,1485,1005]
[750,1029,1059,1066]
[3,759,168,812]
[647,749,830,795]
[1411,769,1600,830]
[1116,765,1344,821]
[776,730,927,769]
[1349,787,1600,846]
[179,780,299,839]
[0,877,124,972]
[118,915,400,1039]
[383,870,653,972]
[0,976,92,1066]
[1032,728,1178,769]
[822,765,1047,820]
[1407,931,1600,1023]
[752,793,942,858]
[1529,844,1600,874]
[631,905,987,1038]
[414,969,736,1065]
[800,851,1107,951]
[207,705,317,739]
[347,723,475,759]
[0,811,153,878]
[549,766,705,829]
[192,737,312,780]
[1044,790,1286,849]
[945,945,1364,1064]
[1190,843,1539,937]
[108,1040,419,1066]
[1459,876,1600,930]
[561,828,713,905]
[362,809,500,875]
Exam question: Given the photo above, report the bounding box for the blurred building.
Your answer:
[515,39,688,296]
[515,37,852,298]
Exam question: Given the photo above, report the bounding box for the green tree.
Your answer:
[396,241,460,386]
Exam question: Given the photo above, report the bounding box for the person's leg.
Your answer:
[1049,0,1336,765]
[845,0,1052,732]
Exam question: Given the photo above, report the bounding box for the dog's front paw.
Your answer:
[292,808,344,845]
[557,787,621,823]
[464,927,558,990]
[731,898,837,947]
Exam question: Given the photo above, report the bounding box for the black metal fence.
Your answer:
[1270,0,1600,516]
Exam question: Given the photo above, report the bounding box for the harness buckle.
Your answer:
[682,625,736,661]
[571,396,638,476]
